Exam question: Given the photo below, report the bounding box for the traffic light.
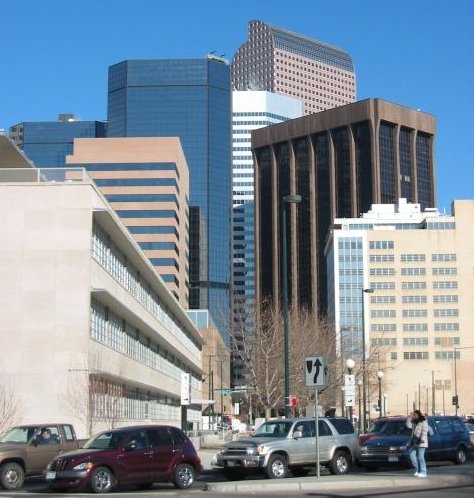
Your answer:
[452,395,458,406]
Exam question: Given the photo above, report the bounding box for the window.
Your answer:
[401,268,426,276]
[390,352,398,360]
[403,309,427,317]
[403,337,428,346]
[370,255,395,262]
[433,295,458,303]
[372,337,397,346]
[371,324,396,332]
[369,240,394,250]
[434,323,459,331]
[403,323,428,332]
[434,337,459,347]
[432,253,456,262]
[403,352,429,360]
[371,296,396,304]
[371,310,396,318]
[401,254,425,262]
[371,282,395,290]
[402,282,426,290]
[402,296,427,304]
[370,268,395,276]
[432,267,457,276]
[434,309,459,317]
[435,351,460,360]
[433,281,457,289]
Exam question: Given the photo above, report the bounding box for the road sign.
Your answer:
[305,356,328,387]
[344,393,355,407]
[181,372,190,405]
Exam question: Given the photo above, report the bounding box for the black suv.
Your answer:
[358,415,471,470]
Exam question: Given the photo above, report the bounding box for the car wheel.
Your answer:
[173,463,195,489]
[265,454,288,479]
[0,462,25,490]
[454,445,467,465]
[223,468,247,480]
[89,466,115,494]
[328,450,351,475]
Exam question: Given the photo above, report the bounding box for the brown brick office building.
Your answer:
[252,98,436,315]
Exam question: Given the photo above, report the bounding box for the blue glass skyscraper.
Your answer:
[9,116,107,167]
[107,57,232,339]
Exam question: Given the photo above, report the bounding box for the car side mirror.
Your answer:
[293,431,302,439]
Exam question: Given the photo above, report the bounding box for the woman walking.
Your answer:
[406,410,429,477]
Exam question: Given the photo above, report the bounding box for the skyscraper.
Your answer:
[9,115,107,167]
[232,20,356,115]
[67,137,190,307]
[107,57,232,338]
[252,98,436,315]
[231,91,303,383]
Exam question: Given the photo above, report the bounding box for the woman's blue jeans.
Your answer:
[409,446,427,474]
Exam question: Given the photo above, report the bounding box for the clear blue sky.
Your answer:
[2,0,473,210]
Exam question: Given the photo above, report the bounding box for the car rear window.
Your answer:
[328,418,354,434]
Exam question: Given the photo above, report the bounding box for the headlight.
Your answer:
[389,446,407,452]
[360,446,368,453]
[72,462,94,471]
[246,447,256,455]
[257,445,267,455]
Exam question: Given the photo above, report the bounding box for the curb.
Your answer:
[204,473,474,493]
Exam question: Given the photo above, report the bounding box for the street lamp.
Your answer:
[361,287,374,432]
[281,193,301,418]
[346,358,355,423]
[376,371,384,418]
[357,380,363,432]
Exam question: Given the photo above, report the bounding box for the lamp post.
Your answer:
[346,358,355,423]
[281,193,301,418]
[361,288,374,431]
[357,380,362,432]
[376,371,384,418]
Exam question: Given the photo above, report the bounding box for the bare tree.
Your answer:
[0,384,20,435]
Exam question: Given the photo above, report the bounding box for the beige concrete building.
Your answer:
[232,20,356,114]
[66,137,189,308]
[0,167,202,438]
[326,199,474,419]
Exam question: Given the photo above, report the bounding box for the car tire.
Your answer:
[223,468,247,480]
[0,462,25,490]
[89,466,115,494]
[265,454,288,479]
[328,450,351,475]
[454,445,468,465]
[173,463,195,489]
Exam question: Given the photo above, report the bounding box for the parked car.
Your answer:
[45,425,201,493]
[213,417,359,480]
[358,415,472,470]
[0,423,80,490]
[464,422,474,446]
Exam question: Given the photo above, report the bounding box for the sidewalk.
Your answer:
[197,449,474,494]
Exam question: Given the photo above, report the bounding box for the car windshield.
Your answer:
[83,431,126,450]
[0,427,39,443]
[373,421,411,436]
[252,421,292,438]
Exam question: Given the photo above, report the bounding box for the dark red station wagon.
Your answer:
[44,425,202,493]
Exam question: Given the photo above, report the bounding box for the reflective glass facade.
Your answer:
[107,58,231,339]
[9,121,107,167]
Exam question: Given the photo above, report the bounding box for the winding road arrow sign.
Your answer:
[305,356,328,387]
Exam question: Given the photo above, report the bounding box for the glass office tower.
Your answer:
[9,116,107,167]
[107,57,232,340]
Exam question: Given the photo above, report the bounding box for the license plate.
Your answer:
[388,456,399,462]
[46,471,56,480]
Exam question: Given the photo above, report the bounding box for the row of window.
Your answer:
[370,267,458,276]
[91,222,201,356]
[403,351,460,360]
[369,281,458,290]
[369,295,458,303]
[371,309,459,317]
[371,323,459,332]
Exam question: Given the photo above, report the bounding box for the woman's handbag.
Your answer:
[410,435,422,446]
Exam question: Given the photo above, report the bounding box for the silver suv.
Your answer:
[214,417,359,480]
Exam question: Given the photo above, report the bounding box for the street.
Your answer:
[1,458,473,497]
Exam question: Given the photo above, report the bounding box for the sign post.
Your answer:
[305,355,328,480]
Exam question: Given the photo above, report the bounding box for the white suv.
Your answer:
[214,417,359,480]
